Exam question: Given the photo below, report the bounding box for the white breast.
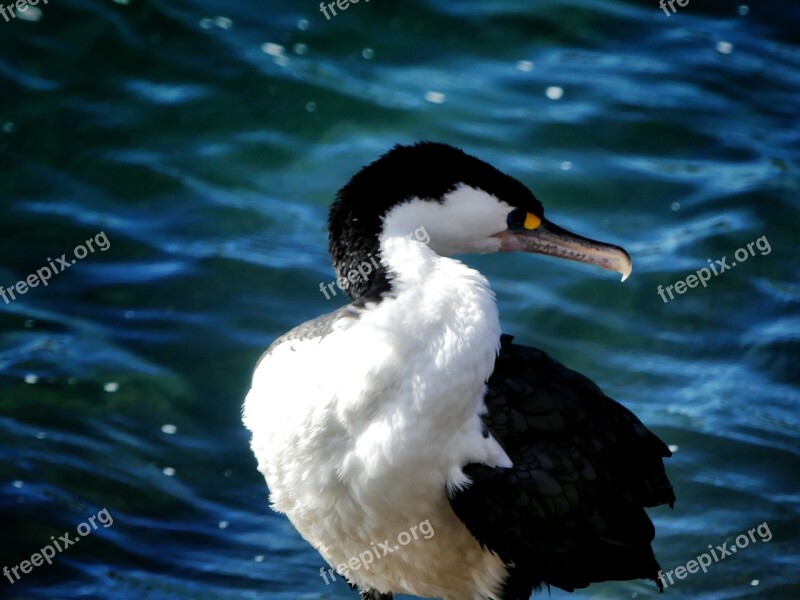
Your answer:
[243,238,512,600]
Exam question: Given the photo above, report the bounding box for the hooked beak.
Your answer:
[495,218,633,282]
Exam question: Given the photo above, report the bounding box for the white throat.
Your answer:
[375,230,500,381]
[245,203,513,599]
[364,228,511,481]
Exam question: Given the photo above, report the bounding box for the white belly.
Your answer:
[308,489,507,600]
[243,255,511,599]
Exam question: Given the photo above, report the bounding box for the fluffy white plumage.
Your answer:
[243,188,516,599]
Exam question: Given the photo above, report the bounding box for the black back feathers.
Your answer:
[450,335,675,598]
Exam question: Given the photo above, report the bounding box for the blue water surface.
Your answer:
[1,0,798,598]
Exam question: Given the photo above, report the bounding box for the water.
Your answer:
[1,0,798,598]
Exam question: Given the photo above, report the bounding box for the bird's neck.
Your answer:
[364,236,501,382]
[333,236,509,491]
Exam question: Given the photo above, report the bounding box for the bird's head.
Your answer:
[328,142,632,301]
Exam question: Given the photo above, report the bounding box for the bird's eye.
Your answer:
[507,208,526,229]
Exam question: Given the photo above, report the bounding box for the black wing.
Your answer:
[450,335,675,599]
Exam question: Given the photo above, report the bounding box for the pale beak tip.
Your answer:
[619,258,633,283]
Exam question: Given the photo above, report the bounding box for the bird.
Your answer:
[243,142,675,600]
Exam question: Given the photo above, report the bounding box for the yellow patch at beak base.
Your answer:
[524,213,542,230]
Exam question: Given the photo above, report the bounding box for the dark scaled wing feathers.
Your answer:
[450,335,675,599]
[255,304,361,368]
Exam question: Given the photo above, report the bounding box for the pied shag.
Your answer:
[243,142,675,600]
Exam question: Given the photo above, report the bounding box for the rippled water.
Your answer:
[1,0,798,598]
